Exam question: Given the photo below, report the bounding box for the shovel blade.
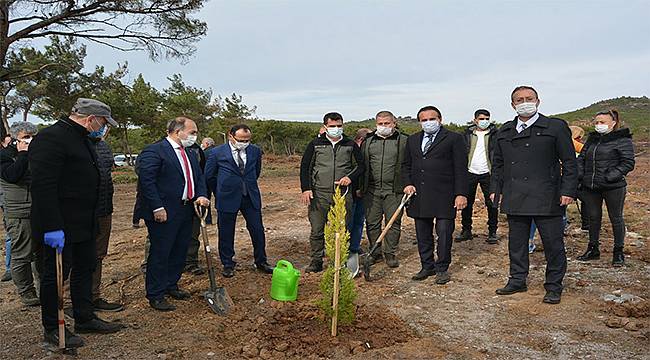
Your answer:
[205,288,233,316]
[346,253,360,278]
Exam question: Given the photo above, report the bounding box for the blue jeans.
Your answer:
[347,198,365,254]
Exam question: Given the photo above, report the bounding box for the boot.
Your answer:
[577,244,600,261]
[384,254,399,268]
[305,259,323,273]
[455,229,473,242]
[612,247,625,267]
[20,290,40,307]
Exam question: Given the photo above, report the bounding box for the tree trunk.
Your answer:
[269,133,275,155]
[22,98,34,122]
[121,125,133,165]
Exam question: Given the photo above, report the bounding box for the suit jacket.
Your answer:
[136,138,207,221]
[489,114,578,216]
[401,127,468,219]
[205,143,263,213]
[29,118,100,244]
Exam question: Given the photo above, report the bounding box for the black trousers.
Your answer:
[507,215,566,293]
[581,186,626,248]
[461,172,498,234]
[41,240,96,331]
[415,218,454,273]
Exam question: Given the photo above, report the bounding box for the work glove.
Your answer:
[44,230,65,253]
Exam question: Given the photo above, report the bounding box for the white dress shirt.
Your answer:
[229,142,247,166]
[516,112,540,133]
[166,137,194,200]
[421,131,438,152]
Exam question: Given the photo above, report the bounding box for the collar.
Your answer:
[165,136,181,149]
[228,142,239,152]
[517,112,540,129]
[327,135,342,145]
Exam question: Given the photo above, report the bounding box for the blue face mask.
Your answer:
[478,120,490,130]
[88,125,107,139]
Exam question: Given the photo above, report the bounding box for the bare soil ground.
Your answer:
[1,149,649,359]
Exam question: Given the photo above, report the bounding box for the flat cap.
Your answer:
[71,98,117,127]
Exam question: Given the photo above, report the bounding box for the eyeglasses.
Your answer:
[326,125,343,128]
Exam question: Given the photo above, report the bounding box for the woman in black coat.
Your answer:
[576,110,635,266]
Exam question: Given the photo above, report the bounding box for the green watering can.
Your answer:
[270,260,301,301]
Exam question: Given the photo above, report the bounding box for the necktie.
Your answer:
[236,149,245,174]
[519,123,528,132]
[423,133,434,154]
[179,147,194,200]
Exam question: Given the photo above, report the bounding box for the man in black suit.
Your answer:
[402,106,468,284]
[30,98,124,349]
[136,117,209,311]
[489,86,577,304]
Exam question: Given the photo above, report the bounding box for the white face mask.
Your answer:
[421,120,441,134]
[515,102,538,117]
[21,137,33,145]
[595,124,611,134]
[326,127,343,138]
[375,125,394,137]
[180,134,197,148]
[233,141,249,150]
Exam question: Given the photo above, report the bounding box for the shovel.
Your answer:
[194,204,233,315]
[346,252,360,278]
[55,250,76,355]
[363,193,412,281]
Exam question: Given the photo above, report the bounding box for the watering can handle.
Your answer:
[276,260,291,270]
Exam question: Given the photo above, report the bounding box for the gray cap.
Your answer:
[71,98,118,127]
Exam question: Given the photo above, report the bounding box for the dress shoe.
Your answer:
[612,247,625,267]
[1,271,11,282]
[166,288,191,300]
[94,298,124,312]
[577,244,600,261]
[435,271,451,285]
[411,269,436,281]
[255,262,274,274]
[222,267,235,278]
[487,232,499,244]
[305,260,323,273]
[455,229,473,242]
[44,327,84,348]
[496,283,528,295]
[74,316,125,334]
[542,291,561,304]
[184,264,206,275]
[384,254,399,268]
[149,298,176,311]
[20,290,40,307]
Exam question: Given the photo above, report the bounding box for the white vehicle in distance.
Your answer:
[113,154,138,167]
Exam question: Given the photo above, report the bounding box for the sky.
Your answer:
[14,0,650,124]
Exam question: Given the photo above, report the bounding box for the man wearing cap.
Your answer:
[30,98,124,349]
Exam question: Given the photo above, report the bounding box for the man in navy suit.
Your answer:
[137,117,209,311]
[205,124,273,278]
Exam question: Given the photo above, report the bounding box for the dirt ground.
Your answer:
[1,147,649,359]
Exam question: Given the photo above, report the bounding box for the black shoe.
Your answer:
[149,298,176,311]
[184,264,206,275]
[166,288,191,300]
[305,260,323,273]
[93,298,124,312]
[74,316,125,334]
[222,267,235,278]
[435,271,451,285]
[577,245,600,261]
[411,269,436,281]
[44,327,84,348]
[20,290,40,307]
[543,291,561,304]
[496,283,528,295]
[255,262,274,274]
[0,271,11,282]
[384,254,399,268]
[455,229,473,242]
[369,253,384,265]
[612,247,625,267]
[487,232,499,244]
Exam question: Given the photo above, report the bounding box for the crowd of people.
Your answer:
[0,85,636,349]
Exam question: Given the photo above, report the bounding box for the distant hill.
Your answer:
[553,96,649,140]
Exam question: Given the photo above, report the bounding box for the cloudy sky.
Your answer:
[43,0,650,124]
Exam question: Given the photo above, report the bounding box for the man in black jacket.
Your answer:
[30,98,123,348]
[457,109,499,244]
[402,105,468,284]
[489,86,578,304]
[0,122,40,306]
[299,112,364,272]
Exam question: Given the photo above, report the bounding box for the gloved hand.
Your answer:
[44,230,65,253]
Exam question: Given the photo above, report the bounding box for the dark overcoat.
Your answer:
[401,127,468,219]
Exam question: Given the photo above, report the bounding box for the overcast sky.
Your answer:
[19,0,650,124]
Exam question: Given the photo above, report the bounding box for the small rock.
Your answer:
[241,344,259,358]
[477,269,485,274]
[624,320,644,332]
[207,352,215,357]
[258,298,265,305]
[605,316,630,329]
[275,342,289,352]
[259,348,273,360]
[157,354,167,360]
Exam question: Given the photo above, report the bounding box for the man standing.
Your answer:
[205,124,273,278]
[402,106,468,284]
[201,137,216,151]
[348,128,372,257]
[360,111,409,268]
[90,135,123,312]
[1,133,12,282]
[0,122,40,306]
[30,98,123,348]
[457,109,499,244]
[137,117,209,311]
[490,86,577,304]
[300,112,364,273]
